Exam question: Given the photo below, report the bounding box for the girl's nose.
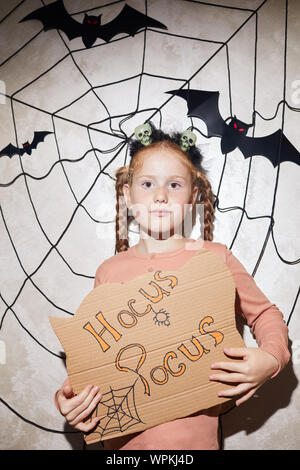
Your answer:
[154,186,168,203]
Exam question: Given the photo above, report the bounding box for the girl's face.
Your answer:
[123,147,199,239]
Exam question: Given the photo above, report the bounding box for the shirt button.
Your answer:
[150,254,155,259]
[148,267,153,272]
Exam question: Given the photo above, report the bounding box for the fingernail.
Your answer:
[93,385,99,392]
[209,375,215,380]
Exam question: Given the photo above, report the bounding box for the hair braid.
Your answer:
[196,170,215,241]
[115,166,133,253]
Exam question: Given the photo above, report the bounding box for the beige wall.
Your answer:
[0,0,299,450]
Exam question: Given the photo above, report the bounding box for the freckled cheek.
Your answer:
[128,189,151,222]
[170,192,192,214]
[130,189,151,208]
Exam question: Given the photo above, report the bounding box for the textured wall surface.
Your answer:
[0,0,299,450]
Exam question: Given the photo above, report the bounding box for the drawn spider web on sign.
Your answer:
[0,0,299,450]
[91,379,144,439]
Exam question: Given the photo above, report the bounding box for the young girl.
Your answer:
[54,123,290,450]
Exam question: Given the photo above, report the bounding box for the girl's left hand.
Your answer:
[209,347,279,406]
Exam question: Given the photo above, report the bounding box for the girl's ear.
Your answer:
[122,183,132,209]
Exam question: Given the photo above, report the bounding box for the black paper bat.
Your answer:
[0,132,53,158]
[20,1,168,49]
[166,89,300,168]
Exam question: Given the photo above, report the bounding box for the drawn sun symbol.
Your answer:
[153,308,170,326]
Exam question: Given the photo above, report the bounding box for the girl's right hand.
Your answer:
[54,378,102,432]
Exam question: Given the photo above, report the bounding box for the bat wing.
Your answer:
[30,131,53,150]
[19,0,83,40]
[237,129,300,168]
[98,4,168,43]
[0,143,24,158]
[166,89,226,138]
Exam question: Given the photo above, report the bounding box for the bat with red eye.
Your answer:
[19,0,168,49]
[0,132,53,158]
[166,89,300,168]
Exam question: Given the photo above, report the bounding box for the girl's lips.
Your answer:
[150,210,172,217]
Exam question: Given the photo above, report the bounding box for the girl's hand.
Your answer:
[209,347,279,406]
[55,378,102,432]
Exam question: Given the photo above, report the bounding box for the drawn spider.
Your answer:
[153,308,170,326]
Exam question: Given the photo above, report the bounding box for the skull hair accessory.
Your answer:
[134,123,153,146]
[134,124,197,152]
[180,129,197,152]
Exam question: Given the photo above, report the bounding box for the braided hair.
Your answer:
[115,123,215,253]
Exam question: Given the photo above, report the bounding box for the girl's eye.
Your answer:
[141,181,153,188]
[169,182,181,189]
[140,181,182,189]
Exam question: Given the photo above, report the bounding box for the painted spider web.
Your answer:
[0,0,299,450]
[90,380,144,439]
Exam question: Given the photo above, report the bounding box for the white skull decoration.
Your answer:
[134,123,152,146]
[180,130,197,152]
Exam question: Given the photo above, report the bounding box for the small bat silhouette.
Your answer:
[0,131,53,158]
[166,89,300,168]
[20,0,168,49]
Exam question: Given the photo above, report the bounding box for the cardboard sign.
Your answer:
[50,249,245,445]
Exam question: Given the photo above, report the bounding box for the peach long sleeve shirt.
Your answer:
[91,240,290,450]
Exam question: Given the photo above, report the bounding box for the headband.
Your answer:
[134,123,197,153]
